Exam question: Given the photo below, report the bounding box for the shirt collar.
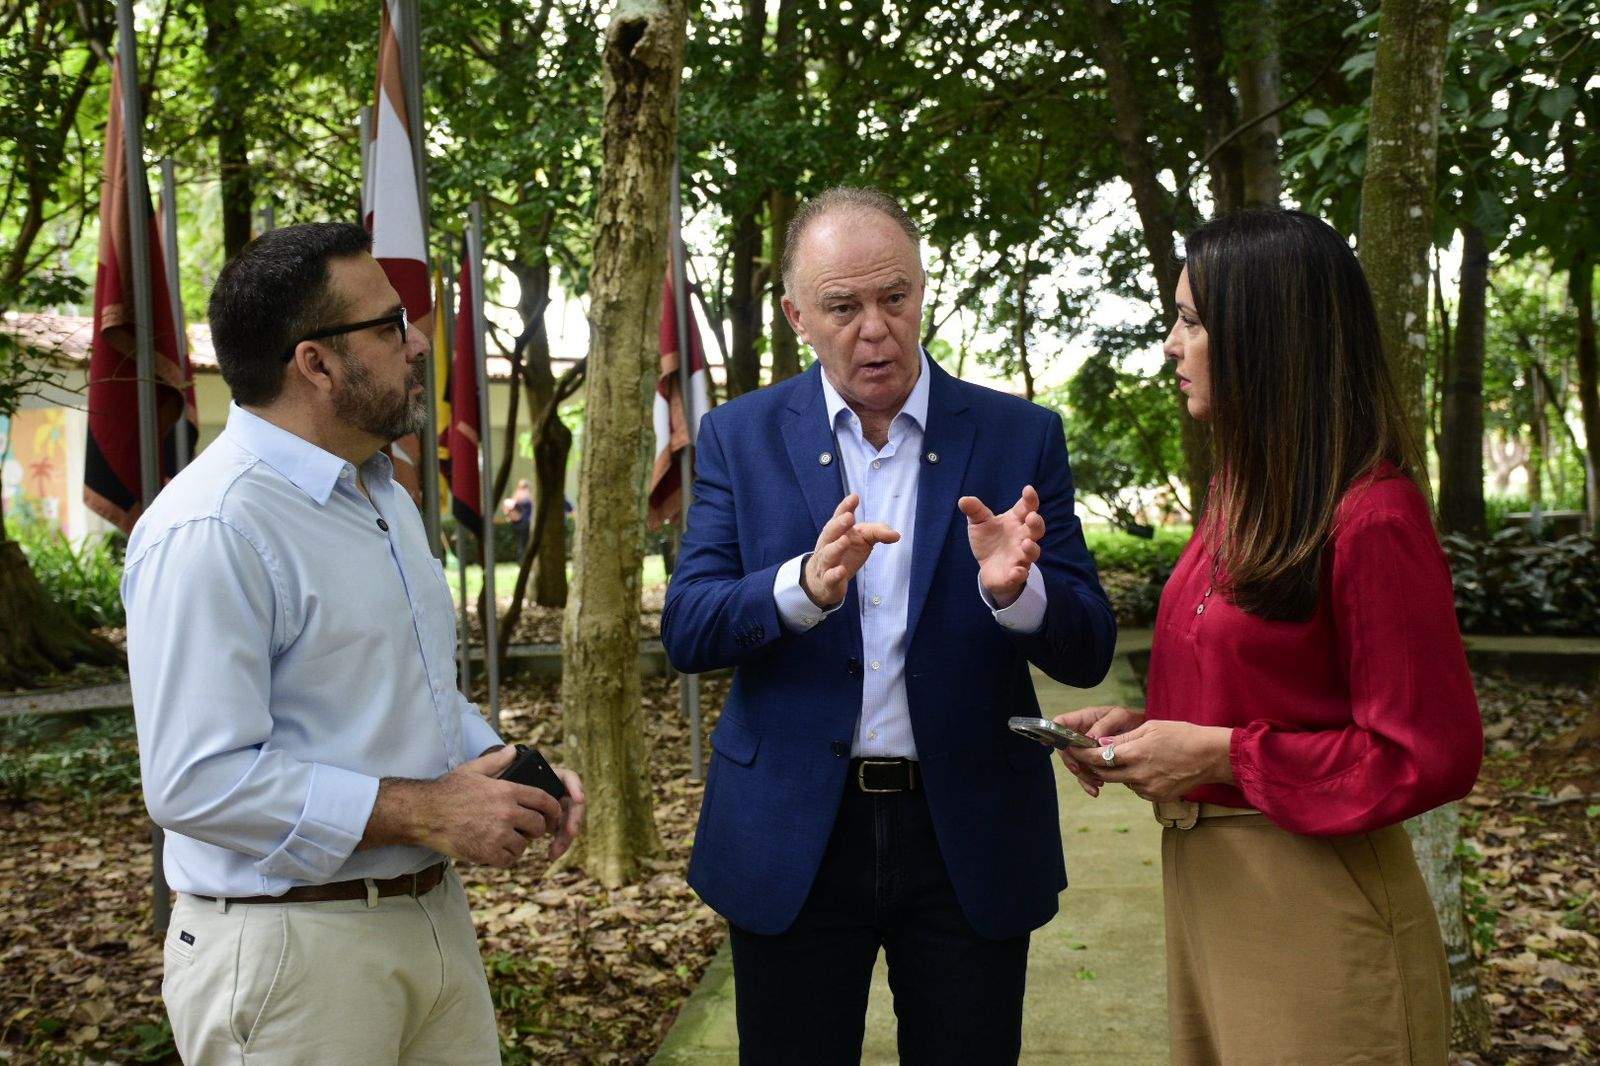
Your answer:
[224,403,388,505]
[819,348,932,436]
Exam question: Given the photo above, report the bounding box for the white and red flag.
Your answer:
[365,0,431,501]
[648,270,711,529]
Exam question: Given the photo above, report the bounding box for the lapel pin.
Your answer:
[819,452,834,466]
[926,451,939,464]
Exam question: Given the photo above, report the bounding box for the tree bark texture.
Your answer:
[1235,0,1282,207]
[1357,0,1450,459]
[769,188,800,380]
[1572,255,1599,526]
[1085,0,1211,517]
[514,259,571,607]
[1438,224,1488,536]
[1187,0,1245,214]
[560,0,685,887]
[0,538,123,689]
[1358,0,1491,1052]
[726,205,764,397]
[202,0,252,260]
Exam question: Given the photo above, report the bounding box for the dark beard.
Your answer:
[333,352,428,442]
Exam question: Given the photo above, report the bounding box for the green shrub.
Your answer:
[1443,529,1600,635]
[0,712,141,810]
[5,519,125,629]
[1083,525,1191,572]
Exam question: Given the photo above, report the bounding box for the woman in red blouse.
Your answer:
[1057,209,1483,1064]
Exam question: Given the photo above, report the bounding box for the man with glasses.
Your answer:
[122,222,583,1063]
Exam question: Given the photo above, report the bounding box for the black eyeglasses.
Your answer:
[282,307,408,362]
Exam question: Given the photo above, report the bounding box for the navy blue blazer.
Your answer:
[661,359,1116,939]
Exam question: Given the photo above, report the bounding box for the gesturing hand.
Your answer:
[959,485,1045,608]
[802,493,901,608]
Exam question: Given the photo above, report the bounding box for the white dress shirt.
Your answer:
[123,404,501,898]
[772,352,1046,758]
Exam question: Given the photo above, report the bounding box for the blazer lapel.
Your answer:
[781,364,848,536]
[905,361,974,642]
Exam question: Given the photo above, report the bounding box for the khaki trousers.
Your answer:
[162,866,500,1065]
[1158,803,1449,1066]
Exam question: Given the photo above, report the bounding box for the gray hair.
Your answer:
[780,186,922,292]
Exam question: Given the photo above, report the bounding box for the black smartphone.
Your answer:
[495,744,569,800]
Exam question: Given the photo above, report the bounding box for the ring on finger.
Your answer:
[1100,743,1117,768]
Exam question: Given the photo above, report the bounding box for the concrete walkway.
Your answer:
[653,654,1168,1064]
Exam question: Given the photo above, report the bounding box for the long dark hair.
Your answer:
[1185,208,1424,620]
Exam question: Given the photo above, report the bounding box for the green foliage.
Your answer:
[1444,530,1600,636]
[1084,525,1191,573]
[0,712,141,810]
[6,519,126,630]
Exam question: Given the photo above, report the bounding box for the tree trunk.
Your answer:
[726,205,764,397]
[513,259,570,608]
[202,0,252,260]
[1187,0,1245,214]
[1438,224,1488,536]
[1015,255,1035,402]
[1358,0,1491,1052]
[1235,0,1282,207]
[769,188,800,381]
[1085,0,1211,517]
[562,0,684,887]
[1571,256,1599,527]
[0,530,123,690]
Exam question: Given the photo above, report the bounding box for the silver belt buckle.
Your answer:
[857,758,901,794]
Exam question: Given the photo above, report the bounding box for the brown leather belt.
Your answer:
[195,861,448,905]
[1153,800,1260,830]
[850,757,920,793]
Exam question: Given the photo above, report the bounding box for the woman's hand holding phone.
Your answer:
[1051,706,1146,797]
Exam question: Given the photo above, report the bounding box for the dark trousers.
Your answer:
[728,783,1030,1065]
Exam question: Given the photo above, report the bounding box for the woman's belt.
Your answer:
[1152,800,1259,830]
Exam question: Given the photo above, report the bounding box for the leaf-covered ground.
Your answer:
[0,674,725,1064]
[1460,673,1600,1065]
[0,670,1594,1063]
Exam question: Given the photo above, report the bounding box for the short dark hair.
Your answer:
[781,186,921,291]
[207,222,372,405]
[1186,208,1423,620]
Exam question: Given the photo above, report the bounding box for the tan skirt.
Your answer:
[1158,802,1450,1066]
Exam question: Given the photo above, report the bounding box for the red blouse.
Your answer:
[1145,463,1483,836]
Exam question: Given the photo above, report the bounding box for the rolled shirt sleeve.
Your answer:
[124,518,380,885]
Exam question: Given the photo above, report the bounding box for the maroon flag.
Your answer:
[648,269,711,529]
[85,57,197,533]
[446,254,482,537]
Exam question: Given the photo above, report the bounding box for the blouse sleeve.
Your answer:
[1227,511,1483,835]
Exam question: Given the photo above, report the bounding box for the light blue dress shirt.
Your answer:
[123,404,501,898]
[772,352,1047,758]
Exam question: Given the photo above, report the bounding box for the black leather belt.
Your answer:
[195,861,448,905]
[850,757,920,793]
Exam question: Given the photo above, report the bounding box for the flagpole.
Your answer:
[444,263,472,697]
[115,0,168,935]
[670,157,703,781]
[468,203,500,729]
[397,0,442,559]
[258,203,275,232]
[159,158,190,472]
[357,104,372,226]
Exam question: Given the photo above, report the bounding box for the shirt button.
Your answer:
[377,518,390,532]
[872,460,882,470]
[339,466,353,479]
[871,595,882,606]
[868,730,879,741]
[871,660,881,671]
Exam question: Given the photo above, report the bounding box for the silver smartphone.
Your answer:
[1007,716,1098,750]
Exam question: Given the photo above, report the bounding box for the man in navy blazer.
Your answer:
[662,187,1115,1064]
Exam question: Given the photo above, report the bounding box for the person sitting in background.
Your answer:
[503,477,533,560]
[1057,208,1483,1066]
